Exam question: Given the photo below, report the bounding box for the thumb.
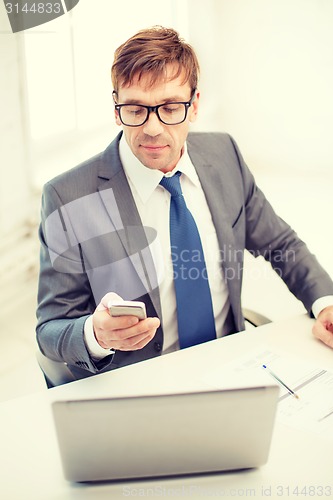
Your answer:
[96,292,124,311]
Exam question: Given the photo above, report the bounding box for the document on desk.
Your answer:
[201,347,333,439]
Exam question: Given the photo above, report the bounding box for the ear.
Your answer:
[112,90,122,126]
[114,108,122,126]
[189,90,200,123]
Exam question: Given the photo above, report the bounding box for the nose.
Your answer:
[142,110,164,137]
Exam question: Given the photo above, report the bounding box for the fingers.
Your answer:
[95,309,140,334]
[93,307,160,351]
[312,323,333,348]
[312,307,333,349]
[109,318,160,351]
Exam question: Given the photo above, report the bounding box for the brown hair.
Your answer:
[111,26,200,93]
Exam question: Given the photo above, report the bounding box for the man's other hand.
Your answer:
[312,305,333,348]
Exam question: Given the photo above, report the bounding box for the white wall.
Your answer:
[0,8,33,233]
[189,0,333,175]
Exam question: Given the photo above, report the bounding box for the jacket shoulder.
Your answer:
[42,152,103,203]
[43,134,122,203]
[187,131,233,148]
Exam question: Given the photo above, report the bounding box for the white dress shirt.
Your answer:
[84,136,333,359]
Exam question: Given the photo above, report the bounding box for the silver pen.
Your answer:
[262,364,299,399]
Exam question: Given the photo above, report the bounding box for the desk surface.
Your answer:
[1,314,333,499]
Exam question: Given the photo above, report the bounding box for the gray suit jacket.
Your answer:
[36,132,333,379]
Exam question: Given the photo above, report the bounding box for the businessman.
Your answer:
[36,26,333,381]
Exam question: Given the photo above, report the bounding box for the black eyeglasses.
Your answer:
[113,90,196,127]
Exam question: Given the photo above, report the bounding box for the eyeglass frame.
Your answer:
[112,89,197,127]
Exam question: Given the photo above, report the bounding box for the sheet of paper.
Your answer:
[201,347,333,439]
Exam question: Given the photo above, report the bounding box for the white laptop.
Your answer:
[52,385,279,482]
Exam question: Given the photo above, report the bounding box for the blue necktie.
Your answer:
[160,172,216,348]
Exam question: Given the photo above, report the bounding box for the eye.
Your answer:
[161,104,182,114]
[125,105,145,116]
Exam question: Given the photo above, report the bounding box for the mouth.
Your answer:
[140,144,167,151]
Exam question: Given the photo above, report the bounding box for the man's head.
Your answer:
[111,26,200,173]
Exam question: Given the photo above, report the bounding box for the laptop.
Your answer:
[52,386,279,482]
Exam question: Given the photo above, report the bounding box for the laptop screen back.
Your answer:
[52,386,279,482]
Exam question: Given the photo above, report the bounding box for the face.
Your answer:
[114,67,199,173]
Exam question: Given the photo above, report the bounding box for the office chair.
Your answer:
[37,308,272,388]
[242,308,271,328]
[36,350,76,388]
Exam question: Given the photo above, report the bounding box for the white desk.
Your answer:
[1,314,333,499]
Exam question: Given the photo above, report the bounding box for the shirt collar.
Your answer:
[119,135,200,204]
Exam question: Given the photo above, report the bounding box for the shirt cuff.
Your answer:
[83,315,115,361]
[312,296,333,319]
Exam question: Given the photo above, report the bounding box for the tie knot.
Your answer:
[160,171,183,197]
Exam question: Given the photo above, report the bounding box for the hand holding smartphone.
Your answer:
[108,300,147,320]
